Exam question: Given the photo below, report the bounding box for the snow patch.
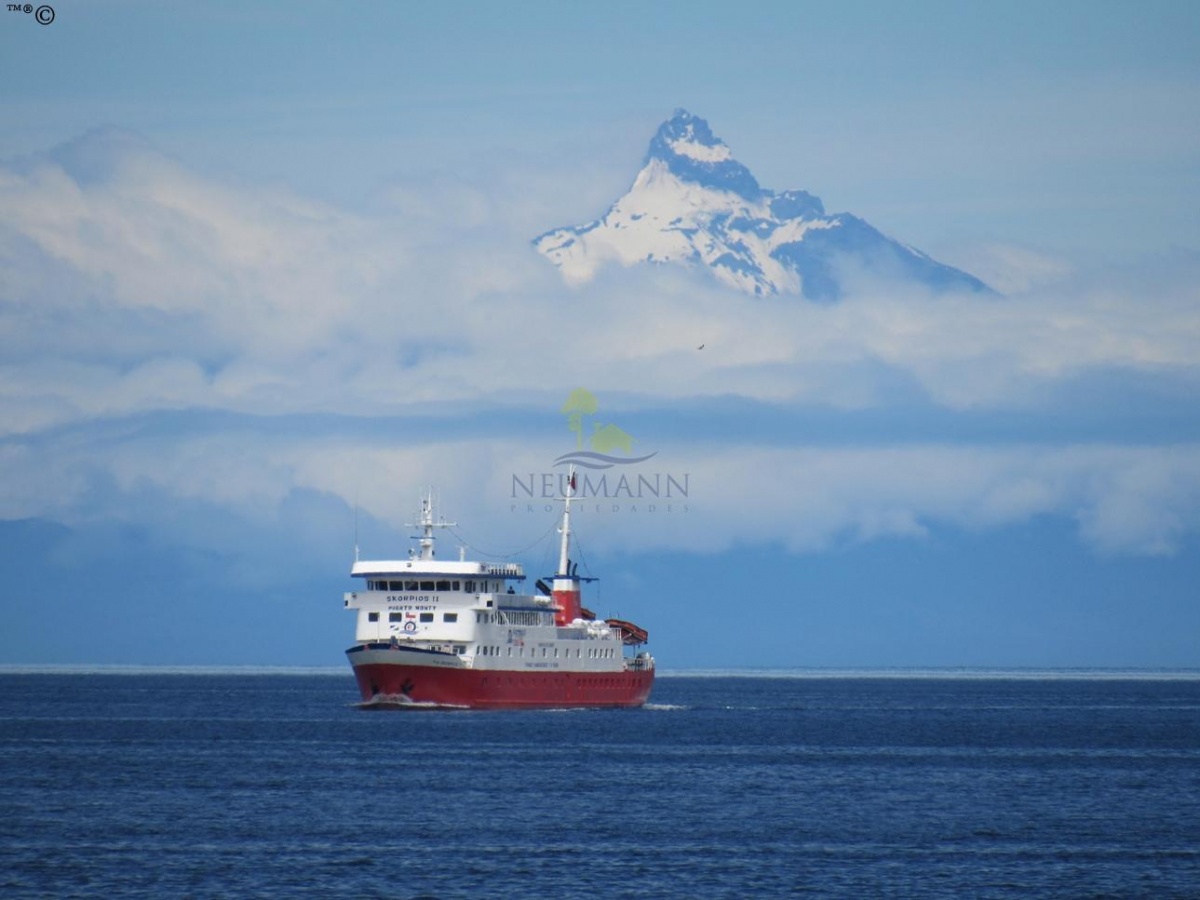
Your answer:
[667,137,733,163]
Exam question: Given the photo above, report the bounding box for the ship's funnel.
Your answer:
[552,576,581,626]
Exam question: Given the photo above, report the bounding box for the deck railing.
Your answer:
[483,563,523,576]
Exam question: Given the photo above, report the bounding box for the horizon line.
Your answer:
[2,664,1198,680]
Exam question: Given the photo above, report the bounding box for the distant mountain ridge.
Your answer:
[534,109,992,300]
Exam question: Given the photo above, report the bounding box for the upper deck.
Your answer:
[351,493,525,583]
[351,559,524,580]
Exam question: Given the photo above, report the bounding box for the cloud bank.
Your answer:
[2,128,1199,568]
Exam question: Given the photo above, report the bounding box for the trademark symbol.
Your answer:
[7,3,53,22]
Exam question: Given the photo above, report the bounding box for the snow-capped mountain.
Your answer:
[534,110,991,300]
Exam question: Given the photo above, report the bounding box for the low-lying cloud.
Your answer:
[2,129,1199,563]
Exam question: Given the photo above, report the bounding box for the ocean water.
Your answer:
[2,671,1198,898]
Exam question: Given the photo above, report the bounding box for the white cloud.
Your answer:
[5,426,1198,560]
[944,243,1075,295]
[4,132,1200,429]
[645,443,1200,557]
[3,131,1200,563]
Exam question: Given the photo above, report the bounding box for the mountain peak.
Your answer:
[644,109,761,201]
[534,111,993,300]
[648,109,730,161]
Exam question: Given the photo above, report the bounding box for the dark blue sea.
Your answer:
[2,670,1198,898]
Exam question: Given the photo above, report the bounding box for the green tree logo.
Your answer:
[556,387,655,469]
[561,387,598,450]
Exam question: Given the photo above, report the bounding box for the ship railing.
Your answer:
[624,656,655,672]
[483,563,524,577]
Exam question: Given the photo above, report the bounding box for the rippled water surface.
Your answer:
[2,671,1198,898]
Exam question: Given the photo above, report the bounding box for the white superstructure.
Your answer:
[343,493,648,675]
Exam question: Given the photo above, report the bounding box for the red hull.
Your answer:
[349,652,654,710]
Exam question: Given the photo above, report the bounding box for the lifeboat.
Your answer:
[606,618,649,645]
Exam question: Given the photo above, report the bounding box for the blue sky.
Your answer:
[1,1,1199,668]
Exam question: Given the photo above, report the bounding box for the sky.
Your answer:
[1,1,1199,669]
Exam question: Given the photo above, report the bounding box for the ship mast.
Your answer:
[406,490,456,561]
[552,467,582,625]
[557,466,576,576]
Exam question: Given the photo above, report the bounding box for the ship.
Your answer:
[342,474,655,709]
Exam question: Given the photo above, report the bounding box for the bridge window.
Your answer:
[436,580,451,591]
[389,613,402,623]
[444,613,458,623]
[420,581,435,591]
[405,580,418,591]
[419,613,433,623]
[465,580,476,592]
[367,612,379,622]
